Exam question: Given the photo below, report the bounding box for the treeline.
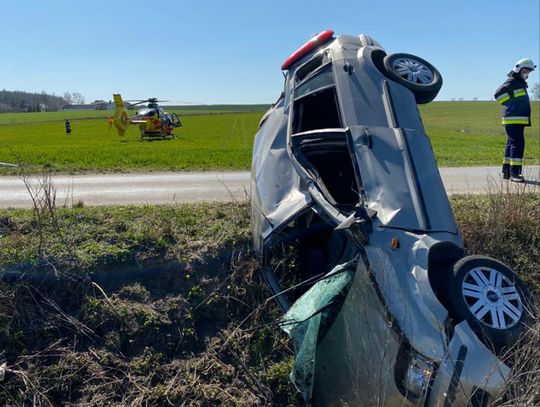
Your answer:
[0,89,66,113]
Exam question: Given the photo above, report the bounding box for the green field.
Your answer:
[420,101,540,166]
[0,112,260,173]
[0,101,538,174]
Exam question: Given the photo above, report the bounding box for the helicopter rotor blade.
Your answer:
[123,98,170,106]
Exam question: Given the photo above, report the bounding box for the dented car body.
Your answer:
[251,31,532,406]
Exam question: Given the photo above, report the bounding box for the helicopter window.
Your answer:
[138,108,155,117]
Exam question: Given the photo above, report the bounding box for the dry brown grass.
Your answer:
[0,254,298,406]
[452,184,540,405]
[497,316,540,406]
[452,182,540,294]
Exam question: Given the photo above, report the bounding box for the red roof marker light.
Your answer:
[281,29,335,70]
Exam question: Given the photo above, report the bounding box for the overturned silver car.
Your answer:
[251,30,533,406]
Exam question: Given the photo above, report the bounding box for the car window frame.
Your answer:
[291,62,344,134]
[293,61,335,101]
[289,128,366,214]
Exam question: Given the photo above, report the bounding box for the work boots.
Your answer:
[510,164,524,183]
[502,163,510,180]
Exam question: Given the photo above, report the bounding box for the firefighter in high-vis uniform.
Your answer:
[494,58,536,182]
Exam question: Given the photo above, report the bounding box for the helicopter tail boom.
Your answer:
[112,94,130,136]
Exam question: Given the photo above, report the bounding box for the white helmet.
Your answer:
[513,58,536,73]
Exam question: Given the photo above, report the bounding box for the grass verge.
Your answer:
[0,190,538,405]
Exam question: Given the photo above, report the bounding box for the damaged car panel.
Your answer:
[251,30,533,405]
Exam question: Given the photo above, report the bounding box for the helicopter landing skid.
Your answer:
[140,132,176,141]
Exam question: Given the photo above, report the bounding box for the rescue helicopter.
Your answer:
[110,94,182,140]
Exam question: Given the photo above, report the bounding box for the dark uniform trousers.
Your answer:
[503,124,525,178]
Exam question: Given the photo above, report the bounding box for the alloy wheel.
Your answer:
[461,266,523,329]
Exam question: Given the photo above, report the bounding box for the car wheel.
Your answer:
[449,255,533,352]
[382,53,442,104]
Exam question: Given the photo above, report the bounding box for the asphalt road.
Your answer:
[0,166,538,208]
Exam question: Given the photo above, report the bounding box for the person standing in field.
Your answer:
[494,58,536,182]
[65,119,71,136]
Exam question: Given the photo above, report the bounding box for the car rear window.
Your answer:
[294,64,334,99]
[295,55,325,83]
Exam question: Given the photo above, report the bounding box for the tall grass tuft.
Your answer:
[452,183,539,406]
[452,181,540,293]
[498,316,540,406]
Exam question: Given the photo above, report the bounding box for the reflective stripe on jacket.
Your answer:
[493,72,531,126]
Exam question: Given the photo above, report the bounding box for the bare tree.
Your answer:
[71,92,85,105]
[63,92,73,104]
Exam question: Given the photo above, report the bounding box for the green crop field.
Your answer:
[0,112,261,173]
[0,105,270,126]
[420,101,539,166]
[0,101,538,174]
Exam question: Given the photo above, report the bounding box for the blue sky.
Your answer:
[1,0,538,104]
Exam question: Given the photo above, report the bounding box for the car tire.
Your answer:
[449,255,533,352]
[382,53,442,104]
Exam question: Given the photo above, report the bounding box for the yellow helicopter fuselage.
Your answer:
[111,94,181,139]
